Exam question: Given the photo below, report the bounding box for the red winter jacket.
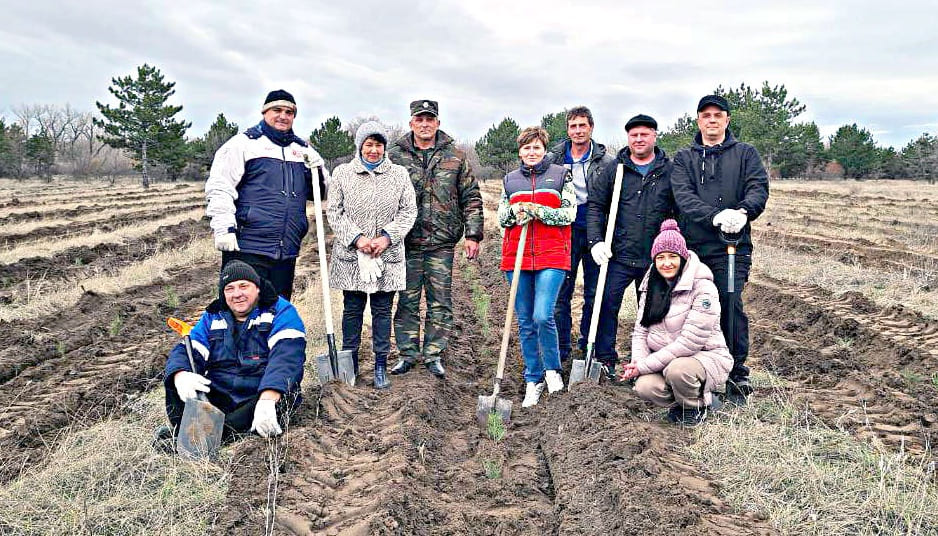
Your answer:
[498,159,575,271]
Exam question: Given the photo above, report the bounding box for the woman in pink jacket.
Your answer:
[620,219,733,426]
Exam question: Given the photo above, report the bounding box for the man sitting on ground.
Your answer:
[155,260,306,449]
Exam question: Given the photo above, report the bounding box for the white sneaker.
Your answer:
[521,382,545,408]
[545,370,564,393]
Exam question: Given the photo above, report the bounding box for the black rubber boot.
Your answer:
[374,363,390,390]
[725,377,753,406]
[425,359,446,378]
[389,359,414,375]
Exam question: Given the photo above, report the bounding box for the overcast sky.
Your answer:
[2,0,936,150]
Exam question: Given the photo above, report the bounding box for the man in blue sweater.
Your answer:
[158,261,306,446]
[550,106,616,362]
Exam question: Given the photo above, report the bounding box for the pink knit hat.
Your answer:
[650,219,689,259]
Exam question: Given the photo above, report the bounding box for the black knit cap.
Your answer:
[625,114,658,132]
[220,260,261,289]
[697,94,730,113]
[262,89,297,113]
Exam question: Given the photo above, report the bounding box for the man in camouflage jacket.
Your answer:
[388,100,484,378]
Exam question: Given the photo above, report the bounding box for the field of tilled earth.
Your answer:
[0,177,936,535]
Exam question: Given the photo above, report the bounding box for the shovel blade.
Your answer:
[587,361,603,383]
[568,358,586,388]
[316,353,336,385]
[176,398,225,461]
[476,395,513,429]
[316,350,357,387]
[335,349,357,387]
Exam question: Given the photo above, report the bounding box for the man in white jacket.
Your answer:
[204,89,327,299]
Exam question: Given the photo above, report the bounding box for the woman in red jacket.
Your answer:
[621,219,733,425]
[497,126,576,408]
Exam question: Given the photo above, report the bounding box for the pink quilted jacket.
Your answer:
[631,252,733,398]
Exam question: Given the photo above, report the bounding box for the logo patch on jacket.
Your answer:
[701,299,711,310]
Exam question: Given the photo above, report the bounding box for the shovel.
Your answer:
[303,156,356,386]
[570,164,624,388]
[476,223,529,429]
[719,229,749,405]
[167,317,225,460]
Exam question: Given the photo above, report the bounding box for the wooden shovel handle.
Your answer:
[495,223,528,382]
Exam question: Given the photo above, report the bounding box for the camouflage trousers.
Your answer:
[394,247,454,364]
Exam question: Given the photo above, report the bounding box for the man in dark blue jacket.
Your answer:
[670,95,770,404]
[160,261,306,443]
[205,89,327,299]
[588,114,674,382]
[549,106,616,363]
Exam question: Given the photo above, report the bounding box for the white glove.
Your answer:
[174,370,211,401]
[357,250,381,284]
[591,242,613,265]
[713,209,747,233]
[510,203,532,225]
[214,232,240,252]
[724,210,748,233]
[251,399,282,438]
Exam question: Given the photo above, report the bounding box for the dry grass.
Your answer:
[754,243,938,318]
[0,209,204,265]
[688,371,938,535]
[0,235,215,322]
[772,180,938,201]
[1,189,201,218]
[0,391,230,536]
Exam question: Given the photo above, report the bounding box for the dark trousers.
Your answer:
[165,384,293,442]
[595,261,646,365]
[700,254,752,381]
[342,290,394,369]
[554,225,600,360]
[222,251,297,299]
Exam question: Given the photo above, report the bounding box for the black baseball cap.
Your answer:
[697,94,730,113]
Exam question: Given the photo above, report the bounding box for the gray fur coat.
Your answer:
[327,155,417,292]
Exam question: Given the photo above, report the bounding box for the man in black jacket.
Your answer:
[550,106,616,363]
[587,114,674,382]
[670,95,770,403]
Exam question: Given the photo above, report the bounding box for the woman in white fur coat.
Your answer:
[327,121,417,389]
[620,219,733,426]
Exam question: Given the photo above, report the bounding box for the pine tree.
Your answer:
[310,116,354,170]
[25,129,55,180]
[828,124,879,179]
[475,117,520,173]
[191,113,239,174]
[94,64,191,188]
[0,119,27,178]
[657,114,697,156]
[540,111,567,147]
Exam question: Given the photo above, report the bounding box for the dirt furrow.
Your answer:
[0,263,219,482]
[754,228,938,274]
[0,183,194,210]
[0,203,203,247]
[0,191,202,223]
[0,217,208,301]
[214,230,776,534]
[747,274,938,452]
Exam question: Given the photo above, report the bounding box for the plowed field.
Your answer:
[1,177,936,535]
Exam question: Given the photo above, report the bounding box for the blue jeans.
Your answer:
[554,225,600,360]
[505,268,566,383]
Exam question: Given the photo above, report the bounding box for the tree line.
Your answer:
[476,82,938,182]
[1,65,936,185]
